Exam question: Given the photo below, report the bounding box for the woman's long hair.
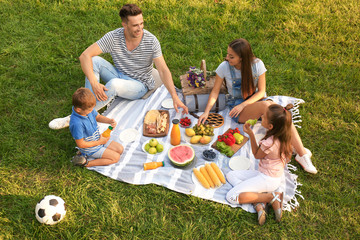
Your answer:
[262,104,293,164]
[228,38,255,99]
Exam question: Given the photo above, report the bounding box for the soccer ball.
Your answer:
[35,195,66,225]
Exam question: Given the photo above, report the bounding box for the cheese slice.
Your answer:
[144,110,160,125]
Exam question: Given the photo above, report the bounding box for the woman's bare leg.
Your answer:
[237,101,272,123]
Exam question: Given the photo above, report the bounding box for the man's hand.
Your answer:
[92,82,108,101]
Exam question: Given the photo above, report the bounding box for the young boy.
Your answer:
[69,88,123,167]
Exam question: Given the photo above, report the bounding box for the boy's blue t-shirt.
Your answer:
[69,107,102,156]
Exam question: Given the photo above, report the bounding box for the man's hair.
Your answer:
[119,4,142,22]
[72,88,96,110]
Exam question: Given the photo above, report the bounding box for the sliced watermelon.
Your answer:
[168,144,195,167]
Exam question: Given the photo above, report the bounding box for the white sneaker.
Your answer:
[49,115,70,130]
[295,153,317,174]
[293,147,312,158]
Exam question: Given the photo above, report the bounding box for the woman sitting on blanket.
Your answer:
[198,38,317,174]
[226,104,292,225]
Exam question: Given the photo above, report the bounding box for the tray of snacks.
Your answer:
[211,128,248,157]
[143,110,170,137]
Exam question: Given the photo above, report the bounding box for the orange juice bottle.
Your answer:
[170,119,181,146]
[144,161,164,170]
[102,126,113,137]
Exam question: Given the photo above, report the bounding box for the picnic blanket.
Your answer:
[89,85,305,213]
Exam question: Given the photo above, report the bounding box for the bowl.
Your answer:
[202,149,218,161]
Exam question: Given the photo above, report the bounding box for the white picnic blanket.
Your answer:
[89,85,304,213]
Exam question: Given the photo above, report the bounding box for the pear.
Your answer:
[200,136,212,144]
[190,135,202,144]
[185,128,196,137]
[246,119,257,126]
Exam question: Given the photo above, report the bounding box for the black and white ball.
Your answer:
[35,195,66,225]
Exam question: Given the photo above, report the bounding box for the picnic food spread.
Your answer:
[141,106,250,190]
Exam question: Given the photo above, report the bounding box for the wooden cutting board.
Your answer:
[211,128,249,156]
[143,110,170,137]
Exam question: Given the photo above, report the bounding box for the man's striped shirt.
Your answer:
[97,28,162,90]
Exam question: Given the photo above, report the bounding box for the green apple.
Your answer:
[156,144,164,153]
[144,143,151,152]
[149,138,158,147]
[148,147,157,154]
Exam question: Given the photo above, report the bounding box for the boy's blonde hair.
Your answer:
[72,88,96,110]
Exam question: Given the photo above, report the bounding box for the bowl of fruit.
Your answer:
[180,117,192,128]
[202,149,218,161]
[143,138,165,155]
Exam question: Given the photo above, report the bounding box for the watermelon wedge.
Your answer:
[168,144,195,167]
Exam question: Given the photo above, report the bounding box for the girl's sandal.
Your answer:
[253,203,267,226]
[270,192,283,222]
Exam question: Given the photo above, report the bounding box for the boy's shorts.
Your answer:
[86,140,112,161]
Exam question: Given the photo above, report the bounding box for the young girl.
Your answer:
[198,38,317,174]
[226,104,293,225]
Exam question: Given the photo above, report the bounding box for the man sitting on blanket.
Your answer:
[49,3,188,129]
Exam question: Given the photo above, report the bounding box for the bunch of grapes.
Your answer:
[193,124,214,136]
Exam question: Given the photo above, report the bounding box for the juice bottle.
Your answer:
[102,126,113,137]
[143,161,164,170]
[170,119,181,146]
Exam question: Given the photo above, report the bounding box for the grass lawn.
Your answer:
[0,0,359,239]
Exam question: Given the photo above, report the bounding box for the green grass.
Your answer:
[0,0,359,239]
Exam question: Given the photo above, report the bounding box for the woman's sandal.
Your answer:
[270,192,283,222]
[253,203,267,226]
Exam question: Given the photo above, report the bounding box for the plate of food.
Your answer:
[143,110,170,137]
[192,163,226,189]
[228,156,251,171]
[142,139,165,155]
[119,128,140,143]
